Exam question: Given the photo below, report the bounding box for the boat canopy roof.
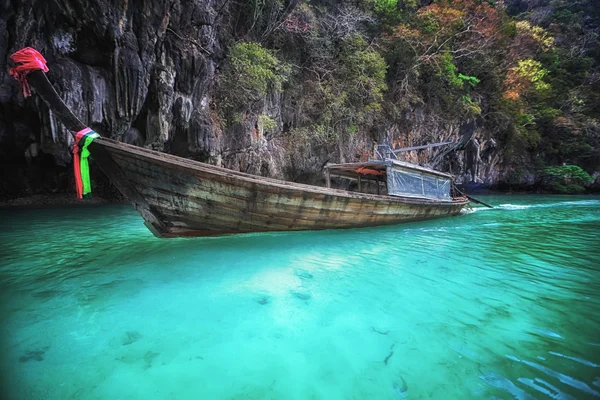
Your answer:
[324,159,453,179]
[325,159,454,201]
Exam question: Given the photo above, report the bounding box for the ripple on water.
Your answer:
[0,196,599,399]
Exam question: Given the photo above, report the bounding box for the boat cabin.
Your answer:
[324,159,454,201]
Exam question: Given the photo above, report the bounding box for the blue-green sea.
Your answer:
[1,195,599,399]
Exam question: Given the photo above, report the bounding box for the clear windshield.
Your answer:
[387,167,451,201]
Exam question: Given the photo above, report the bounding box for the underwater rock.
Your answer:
[449,343,481,362]
[31,289,66,298]
[19,347,49,362]
[291,291,311,301]
[372,327,390,335]
[143,350,160,369]
[122,331,142,345]
[384,343,395,366]
[392,375,408,399]
[256,296,269,305]
[294,270,314,280]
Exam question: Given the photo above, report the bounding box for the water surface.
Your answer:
[1,195,599,399]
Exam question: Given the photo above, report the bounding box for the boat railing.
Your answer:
[371,145,398,161]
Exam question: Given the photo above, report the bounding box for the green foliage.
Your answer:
[536,107,561,123]
[542,165,592,193]
[546,182,586,194]
[517,113,534,125]
[219,42,290,120]
[228,42,288,96]
[508,167,526,185]
[369,0,418,23]
[340,35,388,103]
[502,22,517,38]
[463,101,482,118]
[543,165,593,184]
[258,114,278,132]
[510,111,541,151]
[303,34,388,141]
[222,0,600,179]
[425,53,482,117]
[458,73,480,88]
[439,53,463,88]
[515,59,550,92]
[515,21,554,50]
[551,8,577,24]
[518,127,541,150]
[372,0,398,14]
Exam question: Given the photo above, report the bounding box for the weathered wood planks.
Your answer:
[95,139,468,237]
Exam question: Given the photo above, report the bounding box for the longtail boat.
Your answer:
[10,48,470,238]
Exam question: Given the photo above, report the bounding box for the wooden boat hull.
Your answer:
[92,138,469,238]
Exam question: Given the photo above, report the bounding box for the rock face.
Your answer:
[1,0,225,197]
[0,0,511,199]
[379,112,504,189]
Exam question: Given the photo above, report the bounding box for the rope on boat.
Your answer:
[453,184,494,208]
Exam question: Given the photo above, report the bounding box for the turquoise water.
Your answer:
[1,195,599,399]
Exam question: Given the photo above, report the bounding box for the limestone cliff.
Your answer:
[0,0,535,199]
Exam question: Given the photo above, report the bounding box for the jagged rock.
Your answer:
[0,0,509,199]
[590,172,600,190]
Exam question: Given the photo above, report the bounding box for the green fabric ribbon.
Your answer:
[75,130,100,198]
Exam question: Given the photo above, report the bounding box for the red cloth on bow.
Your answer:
[9,47,49,97]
